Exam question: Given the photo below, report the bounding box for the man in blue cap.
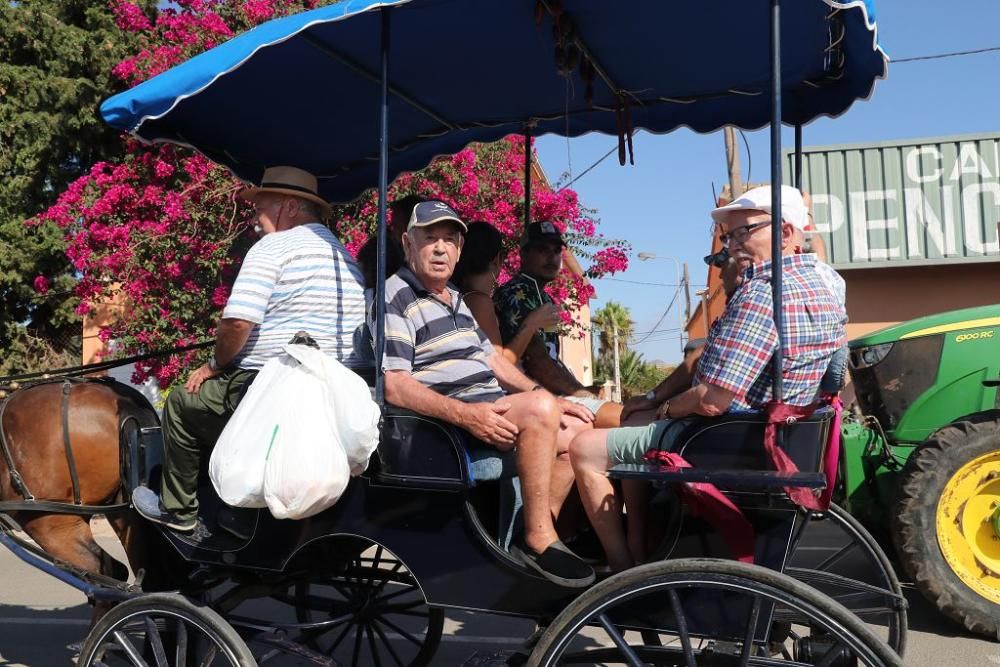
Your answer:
[382,201,596,588]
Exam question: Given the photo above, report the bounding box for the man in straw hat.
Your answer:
[133,166,366,535]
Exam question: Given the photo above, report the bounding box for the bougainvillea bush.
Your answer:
[33,0,629,390]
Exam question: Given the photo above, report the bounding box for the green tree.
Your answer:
[592,301,634,383]
[0,0,151,374]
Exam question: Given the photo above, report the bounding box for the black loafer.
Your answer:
[511,541,596,588]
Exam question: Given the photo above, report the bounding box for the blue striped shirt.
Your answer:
[382,267,504,403]
[223,223,366,369]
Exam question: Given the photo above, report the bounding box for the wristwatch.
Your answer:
[207,357,220,372]
[645,390,656,402]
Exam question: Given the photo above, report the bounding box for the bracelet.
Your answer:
[207,357,220,372]
[663,401,672,419]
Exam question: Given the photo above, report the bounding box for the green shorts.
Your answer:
[605,419,691,466]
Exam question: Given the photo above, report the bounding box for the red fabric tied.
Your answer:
[818,396,843,509]
[641,450,755,563]
[762,399,843,511]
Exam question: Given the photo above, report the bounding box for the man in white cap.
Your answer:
[568,184,846,571]
[134,166,366,534]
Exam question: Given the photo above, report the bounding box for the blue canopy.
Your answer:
[101,0,886,204]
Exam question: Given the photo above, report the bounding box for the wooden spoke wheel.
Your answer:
[783,503,907,657]
[77,593,256,667]
[528,558,902,667]
[290,544,443,667]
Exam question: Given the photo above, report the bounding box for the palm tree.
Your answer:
[592,301,634,383]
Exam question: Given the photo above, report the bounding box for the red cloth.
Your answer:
[762,401,821,510]
[641,450,755,563]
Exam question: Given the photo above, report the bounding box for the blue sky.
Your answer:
[534,0,1000,364]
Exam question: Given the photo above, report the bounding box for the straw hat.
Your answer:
[238,166,332,217]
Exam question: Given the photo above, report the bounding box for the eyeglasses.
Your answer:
[718,221,769,246]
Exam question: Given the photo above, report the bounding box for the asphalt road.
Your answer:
[0,518,998,666]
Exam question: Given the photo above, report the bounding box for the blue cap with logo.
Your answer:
[520,221,567,248]
[407,200,467,232]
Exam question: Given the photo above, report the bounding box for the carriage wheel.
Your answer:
[290,544,444,666]
[77,593,256,667]
[528,558,902,667]
[783,503,907,657]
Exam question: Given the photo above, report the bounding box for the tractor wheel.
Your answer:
[892,411,1000,638]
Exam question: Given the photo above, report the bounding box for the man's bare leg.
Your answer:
[594,402,624,428]
[499,391,563,553]
[551,415,592,527]
[569,428,633,571]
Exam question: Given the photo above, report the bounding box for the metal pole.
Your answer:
[612,325,622,403]
[374,8,391,406]
[794,124,803,190]
[769,0,784,403]
[524,126,532,229]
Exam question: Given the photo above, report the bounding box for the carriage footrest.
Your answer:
[608,463,826,490]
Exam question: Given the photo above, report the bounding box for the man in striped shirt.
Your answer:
[133,166,365,534]
[383,201,596,588]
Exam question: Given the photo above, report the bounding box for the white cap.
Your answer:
[710,185,808,230]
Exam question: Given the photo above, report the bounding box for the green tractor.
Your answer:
[842,304,1000,638]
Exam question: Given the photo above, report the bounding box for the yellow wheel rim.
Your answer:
[936,451,1000,605]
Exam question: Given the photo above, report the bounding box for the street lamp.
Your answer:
[637,252,691,328]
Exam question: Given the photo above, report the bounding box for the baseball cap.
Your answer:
[407,200,468,232]
[709,185,808,230]
[520,221,567,248]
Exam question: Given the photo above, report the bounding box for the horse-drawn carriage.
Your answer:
[0,1,904,664]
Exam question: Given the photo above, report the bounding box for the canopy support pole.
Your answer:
[769,0,784,404]
[794,124,803,190]
[524,125,532,229]
[374,8,391,407]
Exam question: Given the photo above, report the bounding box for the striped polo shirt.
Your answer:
[223,223,366,370]
[382,266,504,402]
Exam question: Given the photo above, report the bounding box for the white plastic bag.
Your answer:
[262,344,380,519]
[209,356,295,508]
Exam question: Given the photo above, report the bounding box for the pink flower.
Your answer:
[32,275,50,295]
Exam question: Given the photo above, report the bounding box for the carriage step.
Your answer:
[608,463,826,490]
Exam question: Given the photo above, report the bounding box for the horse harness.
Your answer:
[0,378,130,516]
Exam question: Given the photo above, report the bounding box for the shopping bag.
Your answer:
[262,344,357,519]
[209,355,297,508]
[311,351,381,476]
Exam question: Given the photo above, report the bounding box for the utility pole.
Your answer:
[724,126,744,201]
[612,325,622,403]
[681,262,691,325]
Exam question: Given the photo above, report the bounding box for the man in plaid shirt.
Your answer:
[569,185,846,571]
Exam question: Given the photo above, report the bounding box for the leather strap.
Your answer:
[0,393,34,501]
[61,381,83,505]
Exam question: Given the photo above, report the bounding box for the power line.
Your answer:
[633,288,681,345]
[893,45,1000,64]
[596,276,707,289]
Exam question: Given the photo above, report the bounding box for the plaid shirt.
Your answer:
[697,253,846,410]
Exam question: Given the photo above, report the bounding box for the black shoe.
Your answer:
[132,486,196,532]
[511,540,596,588]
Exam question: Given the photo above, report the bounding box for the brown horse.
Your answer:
[0,378,178,616]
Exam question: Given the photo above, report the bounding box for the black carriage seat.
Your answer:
[377,405,523,549]
[610,408,834,493]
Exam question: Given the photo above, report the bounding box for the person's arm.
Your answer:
[184,317,255,393]
[501,304,561,363]
[384,371,518,448]
[487,349,538,394]
[657,381,734,419]
[620,346,703,420]
[522,337,590,396]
